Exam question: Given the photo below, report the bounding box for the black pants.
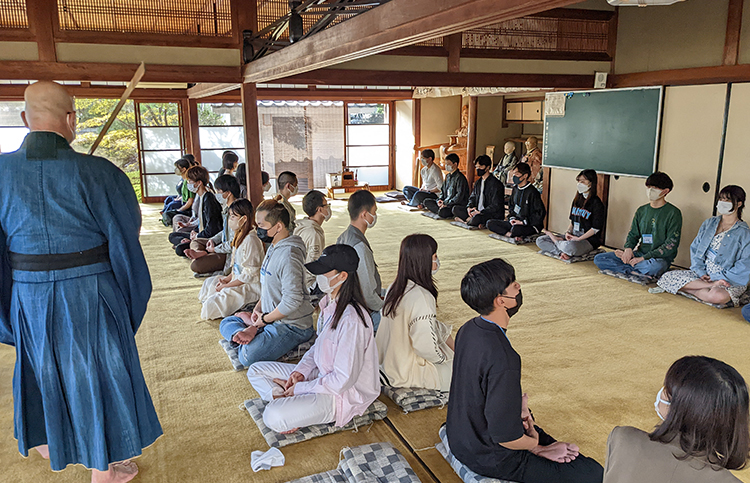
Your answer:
[452,205,493,227]
[477,426,603,483]
[168,232,192,257]
[486,220,539,238]
[403,186,438,207]
[423,199,453,218]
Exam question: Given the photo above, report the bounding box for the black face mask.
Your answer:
[476,167,487,177]
[256,226,274,244]
[505,289,523,318]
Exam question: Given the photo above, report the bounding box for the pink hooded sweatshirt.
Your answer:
[292,295,380,427]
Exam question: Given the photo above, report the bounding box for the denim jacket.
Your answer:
[690,216,750,287]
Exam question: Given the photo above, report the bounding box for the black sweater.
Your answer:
[468,174,504,219]
[569,195,606,248]
[438,170,470,207]
[507,183,546,230]
[196,192,224,239]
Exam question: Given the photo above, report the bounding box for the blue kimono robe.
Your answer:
[0,132,162,471]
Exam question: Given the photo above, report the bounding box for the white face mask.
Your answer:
[445,164,455,173]
[647,187,663,202]
[216,192,228,208]
[175,167,181,176]
[290,184,299,197]
[365,211,377,229]
[420,158,429,166]
[187,182,198,193]
[654,387,671,421]
[717,200,735,216]
[432,255,440,275]
[316,273,344,294]
[577,182,590,195]
[322,205,332,222]
[263,182,271,192]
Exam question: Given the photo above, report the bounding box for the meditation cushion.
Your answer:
[219,334,318,371]
[421,212,444,220]
[244,398,388,448]
[437,425,518,483]
[538,248,605,264]
[398,205,421,212]
[287,442,420,483]
[450,221,482,231]
[382,386,448,413]
[674,289,750,309]
[488,233,542,245]
[598,269,657,286]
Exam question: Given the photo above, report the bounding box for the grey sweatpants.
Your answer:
[536,234,593,257]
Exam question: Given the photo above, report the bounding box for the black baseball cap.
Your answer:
[305,244,360,275]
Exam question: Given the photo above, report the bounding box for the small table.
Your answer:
[327,183,370,200]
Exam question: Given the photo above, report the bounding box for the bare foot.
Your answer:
[454,217,463,223]
[560,253,571,260]
[400,201,408,205]
[280,428,299,434]
[533,442,579,463]
[92,461,139,483]
[232,326,257,345]
[505,232,512,237]
[35,445,50,459]
[184,249,206,260]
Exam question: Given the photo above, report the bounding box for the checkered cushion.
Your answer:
[287,442,419,483]
[538,248,605,264]
[398,205,420,212]
[676,291,734,309]
[450,221,482,230]
[219,335,317,371]
[598,269,657,286]
[244,398,388,448]
[488,233,541,245]
[437,426,518,483]
[422,211,444,220]
[218,339,244,371]
[382,386,448,413]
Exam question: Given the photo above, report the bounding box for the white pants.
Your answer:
[247,361,336,433]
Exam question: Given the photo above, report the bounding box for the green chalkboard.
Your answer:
[543,87,663,177]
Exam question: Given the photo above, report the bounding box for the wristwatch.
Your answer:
[261,312,273,325]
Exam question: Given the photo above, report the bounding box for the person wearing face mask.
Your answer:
[652,185,750,305]
[245,244,379,434]
[521,136,543,192]
[594,172,682,280]
[446,259,603,483]
[198,199,264,320]
[604,356,749,483]
[218,150,239,177]
[424,153,469,219]
[537,169,605,259]
[161,157,196,226]
[185,175,241,275]
[168,166,223,258]
[493,141,519,187]
[294,190,331,293]
[401,149,444,208]
[218,198,313,369]
[337,190,384,331]
[0,81,163,482]
[261,170,272,195]
[452,155,504,227]
[377,234,454,392]
[277,171,299,231]
[486,163,546,240]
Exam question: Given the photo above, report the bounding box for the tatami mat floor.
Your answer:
[2,197,750,482]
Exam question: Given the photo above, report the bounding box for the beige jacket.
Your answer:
[604,426,741,483]
[293,218,325,290]
[376,281,453,391]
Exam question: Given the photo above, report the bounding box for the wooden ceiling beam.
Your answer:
[0,85,188,101]
[0,61,241,83]
[723,0,744,66]
[188,82,242,99]
[610,64,750,88]
[242,0,580,83]
[277,69,593,88]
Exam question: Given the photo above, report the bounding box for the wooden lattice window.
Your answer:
[0,0,28,29]
[57,0,233,37]
[256,0,372,42]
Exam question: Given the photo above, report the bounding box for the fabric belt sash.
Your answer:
[9,244,109,272]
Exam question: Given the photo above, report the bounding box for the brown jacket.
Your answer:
[604,426,741,483]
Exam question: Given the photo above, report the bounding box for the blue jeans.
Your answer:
[593,251,670,277]
[371,310,381,332]
[742,304,750,323]
[219,316,314,368]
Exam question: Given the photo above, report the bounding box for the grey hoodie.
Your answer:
[259,235,314,329]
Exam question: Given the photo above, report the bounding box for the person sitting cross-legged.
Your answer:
[402,148,444,208]
[486,163,546,240]
[423,153,469,219]
[446,258,603,483]
[654,185,750,305]
[452,155,503,228]
[246,244,379,434]
[594,172,682,279]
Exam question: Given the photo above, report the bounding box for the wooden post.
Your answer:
[184,98,203,165]
[597,173,610,242]
[388,101,396,189]
[541,166,551,228]
[27,0,58,62]
[241,83,263,208]
[466,96,478,187]
[445,33,462,73]
[723,0,743,66]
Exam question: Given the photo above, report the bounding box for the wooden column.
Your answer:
[184,98,202,165]
[27,0,58,62]
[541,166,551,228]
[241,83,263,208]
[388,101,396,189]
[724,0,744,66]
[445,33,462,73]
[596,173,610,242]
[466,96,478,186]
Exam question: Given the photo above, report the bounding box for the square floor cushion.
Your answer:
[538,248,605,264]
[219,334,317,372]
[598,269,657,286]
[382,386,448,413]
[244,398,388,448]
[421,211,444,220]
[450,221,482,231]
[488,233,541,245]
[437,425,519,483]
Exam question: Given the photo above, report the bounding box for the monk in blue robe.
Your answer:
[0,81,161,482]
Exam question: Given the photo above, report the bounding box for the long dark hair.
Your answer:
[573,169,598,208]
[331,270,370,330]
[383,234,438,317]
[229,199,255,248]
[719,185,746,220]
[649,355,749,470]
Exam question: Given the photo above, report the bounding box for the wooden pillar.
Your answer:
[445,33,462,73]
[412,98,422,187]
[183,98,202,165]
[241,83,263,208]
[724,0,744,66]
[541,166,551,228]
[27,0,58,62]
[388,101,396,189]
[597,173,610,242]
[466,96,478,186]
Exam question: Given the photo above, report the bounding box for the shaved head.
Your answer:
[22,81,77,142]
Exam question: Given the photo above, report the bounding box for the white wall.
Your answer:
[395,100,415,190]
